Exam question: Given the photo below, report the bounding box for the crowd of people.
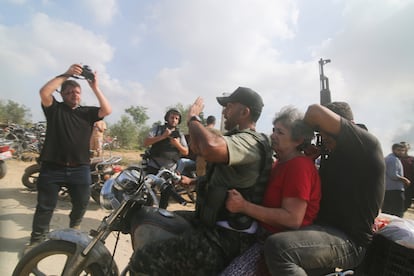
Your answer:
[23,62,414,275]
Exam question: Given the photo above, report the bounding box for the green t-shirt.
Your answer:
[209,131,263,190]
[195,128,272,227]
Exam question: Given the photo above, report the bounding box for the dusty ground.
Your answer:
[0,152,194,275]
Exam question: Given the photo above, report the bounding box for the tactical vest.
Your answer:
[195,128,273,229]
[149,124,181,161]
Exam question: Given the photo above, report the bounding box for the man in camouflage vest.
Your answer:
[130,87,273,275]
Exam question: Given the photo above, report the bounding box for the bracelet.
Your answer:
[55,74,72,78]
[187,115,202,127]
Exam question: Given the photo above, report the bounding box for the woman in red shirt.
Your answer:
[221,106,321,275]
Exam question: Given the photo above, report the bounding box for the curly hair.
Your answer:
[273,106,315,151]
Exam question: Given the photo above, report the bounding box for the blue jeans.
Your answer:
[176,158,196,175]
[264,225,366,276]
[31,163,91,242]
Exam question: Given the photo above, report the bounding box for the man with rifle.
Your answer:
[263,60,385,275]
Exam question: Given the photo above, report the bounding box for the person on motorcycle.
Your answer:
[263,102,385,275]
[130,87,273,275]
[26,64,112,251]
[143,108,189,174]
[221,106,322,275]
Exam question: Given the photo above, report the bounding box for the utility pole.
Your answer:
[319,58,331,105]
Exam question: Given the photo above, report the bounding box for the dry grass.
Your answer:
[107,149,143,166]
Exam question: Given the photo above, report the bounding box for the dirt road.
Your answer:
[0,158,194,275]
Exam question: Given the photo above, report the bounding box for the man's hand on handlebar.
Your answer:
[180,175,197,186]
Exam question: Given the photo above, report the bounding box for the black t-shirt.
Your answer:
[39,98,101,165]
[316,119,385,247]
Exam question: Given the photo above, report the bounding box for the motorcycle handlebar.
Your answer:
[162,184,187,206]
[144,169,187,206]
[156,168,182,183]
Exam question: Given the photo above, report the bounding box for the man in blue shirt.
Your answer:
[382,143,411,217]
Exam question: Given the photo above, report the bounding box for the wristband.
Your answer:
[55,74,72,79]
[188,115,202,126]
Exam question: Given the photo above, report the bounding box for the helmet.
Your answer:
[164,108,182,124]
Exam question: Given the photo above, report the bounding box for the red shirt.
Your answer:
[261,156,321,233]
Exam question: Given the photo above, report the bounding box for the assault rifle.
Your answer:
[316,58,332,148]
[319,58,331,106]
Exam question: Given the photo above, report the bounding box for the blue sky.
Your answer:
[1,0,414,154]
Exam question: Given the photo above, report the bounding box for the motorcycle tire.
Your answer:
[21,163,40,190]
[12,240,107,276]
[90,185,101,204]
[0,160,6,179]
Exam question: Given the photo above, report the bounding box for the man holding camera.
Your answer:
[143,108,189,175]
[26,64,111,250]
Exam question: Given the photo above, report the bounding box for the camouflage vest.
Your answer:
[196,128,273,229]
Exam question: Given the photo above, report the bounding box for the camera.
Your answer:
[80,65,95,81]
[170,130,180,138]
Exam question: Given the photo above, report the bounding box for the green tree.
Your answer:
[125,105,149,126]
[137,125,151,148]
[0,100,31,124]
[124,105,151,149]
[108,115,139,149]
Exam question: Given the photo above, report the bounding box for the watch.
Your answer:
[188,115,202,125]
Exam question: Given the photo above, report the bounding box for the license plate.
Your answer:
[0,151,12,159]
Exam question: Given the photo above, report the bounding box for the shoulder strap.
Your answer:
[237,129,273,204]
[155,124,165,136]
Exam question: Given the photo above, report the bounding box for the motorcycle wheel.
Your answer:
[0,160,6,179]
[90,184,101,204]
[21,164,40,190]
[12,240,107,276]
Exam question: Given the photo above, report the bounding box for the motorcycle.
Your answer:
[140,149,197,208]
[2,123,44,160]
[0,139,13,179]
[21,156,123,203]
[12,166,191,276]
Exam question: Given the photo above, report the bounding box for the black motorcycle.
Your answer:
[12,166,190,276]
[140,149,197,207]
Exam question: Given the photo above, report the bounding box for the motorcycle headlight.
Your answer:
[100,178,121,210]
[113,167,143,194]
[100,167,144,210]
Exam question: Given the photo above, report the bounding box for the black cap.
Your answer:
[216,87,264,114]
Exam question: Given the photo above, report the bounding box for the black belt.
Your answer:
[44,161,82,168]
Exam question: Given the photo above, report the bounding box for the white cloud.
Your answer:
[82,0,119,26]
[0,12,125,123]
[313,1,414,152]
[135,0,302,128]
[1,0,414,155]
